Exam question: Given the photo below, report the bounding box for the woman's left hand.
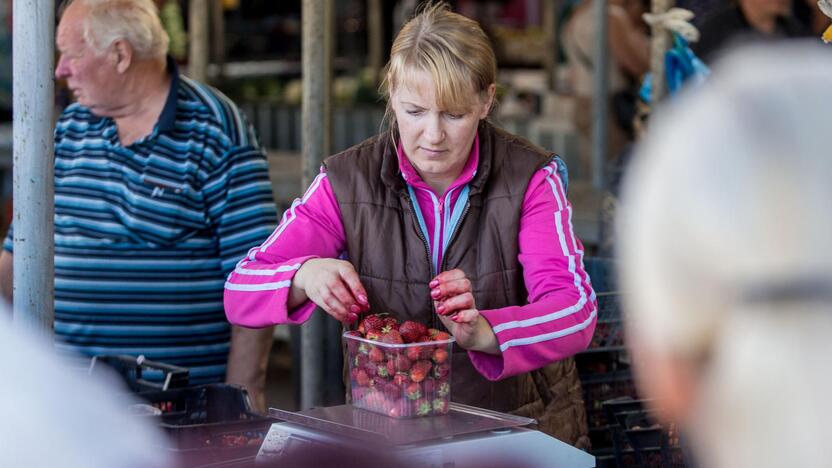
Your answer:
[430,269,499,355]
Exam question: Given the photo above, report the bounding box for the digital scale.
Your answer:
[256,403,595,467]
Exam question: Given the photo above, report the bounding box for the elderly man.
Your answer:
[0,0,278,409]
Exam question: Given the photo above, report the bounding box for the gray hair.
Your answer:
[63,0,169,58]
[618,41,832,468]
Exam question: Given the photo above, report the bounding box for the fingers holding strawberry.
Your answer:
[434,291,476,319]
[428,269,496,353]
[292,258,370,323]
[429,269,471,303]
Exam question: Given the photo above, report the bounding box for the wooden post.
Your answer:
[367,0,383,83]
[649,0,673,102]
[188,0,210,82]
[210,0,226,79]
[300,0,333,410]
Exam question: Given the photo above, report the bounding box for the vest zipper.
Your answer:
[405,195,437,328]
[439,201,471,273]
[431,200,471,334]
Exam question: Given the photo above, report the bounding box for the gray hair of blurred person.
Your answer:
[617,42,832,468]
[60,0,169,59]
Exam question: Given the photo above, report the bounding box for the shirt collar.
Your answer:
[396,132,480,195]
[155,55,180,134]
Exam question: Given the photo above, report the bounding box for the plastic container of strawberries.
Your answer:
[343,331,455,419]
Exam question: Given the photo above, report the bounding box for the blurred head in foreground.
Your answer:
[618,41,832,468]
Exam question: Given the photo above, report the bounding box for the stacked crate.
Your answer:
[579,258,691,468]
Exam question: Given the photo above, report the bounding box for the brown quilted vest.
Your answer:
[324,121,590,449]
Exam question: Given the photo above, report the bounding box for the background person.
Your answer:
[618,42,832,468]
[693,0,810,64]
[562,0,650,179]
[0,0,278,410]
[0,312,173,468]
[225,3,597,448]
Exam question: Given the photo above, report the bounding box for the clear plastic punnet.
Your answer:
[343,331,454,419]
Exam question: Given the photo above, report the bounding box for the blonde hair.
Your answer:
[380,2,496,131]
[618,42,832,468]
[62,0,169,59]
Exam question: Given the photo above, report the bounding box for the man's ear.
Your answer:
[112,39,133,74]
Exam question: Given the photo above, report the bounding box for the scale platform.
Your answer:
[269,402,534,446]
[257,403,596,467]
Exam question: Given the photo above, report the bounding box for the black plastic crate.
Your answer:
[621,409,687,468]
[585,257,617,293]
[589,320,624,349]
[89,354,189,393]
[596,292,622,322]
[581,371,637,429]
[139,384,274,465]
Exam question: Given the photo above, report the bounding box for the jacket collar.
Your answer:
[379,121,496,197]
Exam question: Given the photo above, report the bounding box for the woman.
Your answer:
[618,43,832,467]
[225,3,597,447]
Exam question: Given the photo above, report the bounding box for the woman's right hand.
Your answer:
[291,258,369,323]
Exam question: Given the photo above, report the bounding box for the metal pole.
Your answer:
[12,0,55,334]
[591,0,609,190]
[649,0,673,102]
[367,0,383,83]
[300,0,332,410]
[188,0,210,82]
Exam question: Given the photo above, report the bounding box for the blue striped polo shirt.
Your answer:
[5,60,278,384]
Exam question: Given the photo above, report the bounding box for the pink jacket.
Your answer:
[225,136,597,381]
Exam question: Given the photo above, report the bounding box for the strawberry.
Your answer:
[388,399,412,418]
[392,373,410,387]
[409,360,432,383]
[354,369,370,387]
[354,353,368,368]
[383,316,399,329]
[394,354,412,372]
[363,362,378,377]
[415,359,433,374]
[433,363,450,379]
[383,382,401,400]
[406,382,422,400]
[437,382,450,398]
[379,328,404,344]
[365,330,382,341]
[376,362,390,378]
[398,321,428,343]
[422,378,435,395]
[406,345,421,362]
[409,365,427,383]
[370,376,385,388]
[428,329,451,341]
[369,346,384,363]
[432,348,448,364]
[418,342,434,359]
[415,398,432,416]
[432,398,449,415]
[386,359,396,376]
[363,391,387,411]
[344,331,361,353]
[358,315,386,336]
